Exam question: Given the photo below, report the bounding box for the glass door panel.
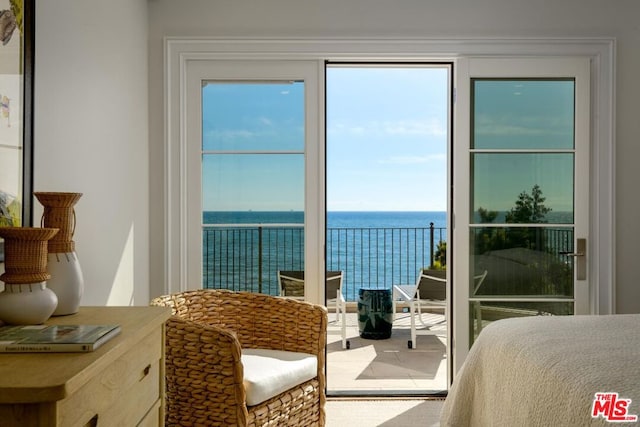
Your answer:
[468,77,583,344]
[200,81,306,295]
[472,227,575,298]
[472,79,575,150]
[202,154,304,212]
[472,153,574,222]
[202,82,305,152]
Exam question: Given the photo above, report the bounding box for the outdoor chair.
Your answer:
[471,270,488,335]
[150,289,327,426]
[393,269,448,349]
[278,270,349,349]
[471,269,554,336]
[277,270,305,299]
[393,269,488,348]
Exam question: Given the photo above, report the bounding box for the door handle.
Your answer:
[559,238,586,280]
[561,252,584,258]
[565,238,586,280]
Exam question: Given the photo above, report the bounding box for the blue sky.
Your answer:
[472,80,575,214]
[201,66,449,212]
[200,69,574,215]
[202,82,305,211]
[326,67,449,211]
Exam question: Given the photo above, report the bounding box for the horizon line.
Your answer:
[203,209,447,212]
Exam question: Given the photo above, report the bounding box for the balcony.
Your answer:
[203,222,574,394]
[202,222,448,394]
[203,221,574,302]
[326,310,447,395]
[202,223,446,301]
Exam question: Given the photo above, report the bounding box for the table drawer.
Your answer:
[137,398,162,427]
[58,328,162,426]
[99,359,160,427]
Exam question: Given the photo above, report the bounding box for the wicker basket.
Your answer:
[0,227,59,284]
[34,192,82,253]
[151,289,328,426]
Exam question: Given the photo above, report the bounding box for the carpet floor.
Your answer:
[325,398,444,426]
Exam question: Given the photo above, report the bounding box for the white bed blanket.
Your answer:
[441,314,640,426]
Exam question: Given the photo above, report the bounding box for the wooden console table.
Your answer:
[0,306,171,426]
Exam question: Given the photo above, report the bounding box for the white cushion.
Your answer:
[241,348,317,406]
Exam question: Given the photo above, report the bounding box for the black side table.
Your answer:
[357,288,393,339]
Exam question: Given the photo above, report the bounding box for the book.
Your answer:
[0,324,121,353]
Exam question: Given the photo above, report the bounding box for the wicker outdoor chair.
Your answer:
[150,289,327,426]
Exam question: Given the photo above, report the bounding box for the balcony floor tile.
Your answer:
[327,312,448,395]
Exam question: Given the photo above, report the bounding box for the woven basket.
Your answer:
[34,192,82,253]
[151,289,328,426]
[0,227,59,284]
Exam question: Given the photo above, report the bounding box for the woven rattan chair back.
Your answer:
[151,289,328,426]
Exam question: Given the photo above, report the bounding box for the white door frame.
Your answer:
[453,57,593,372]
[164,37,615,378]
[182,60,323,301]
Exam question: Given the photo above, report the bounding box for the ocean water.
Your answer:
[202,210,574,301]
[203,210,446,228]
[202,211,447,300]
[204,210,304,225]
[327,211,446,229]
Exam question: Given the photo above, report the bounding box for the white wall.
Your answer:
[147,0,640,313]
[30,1,638,312]
[34,0,149,306]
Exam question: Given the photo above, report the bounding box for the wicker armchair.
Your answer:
[150,289,327,426]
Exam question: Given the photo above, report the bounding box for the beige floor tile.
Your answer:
[327,312,448,394]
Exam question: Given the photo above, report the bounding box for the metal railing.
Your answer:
[203,223,304,296]
[326,224,446,301]
[203,223,445,301]
[202,223,574,302]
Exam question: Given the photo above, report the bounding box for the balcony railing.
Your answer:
[203,223,574,302]
[203,223,445,301]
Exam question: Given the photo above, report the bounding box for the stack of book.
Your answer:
[0,324,121,353]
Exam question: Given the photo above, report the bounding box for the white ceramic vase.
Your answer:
[46,252,84,316]
[0,282,58,324]
[0,226,60,325]
[34,192,84,316]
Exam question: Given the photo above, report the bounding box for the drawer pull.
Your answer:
[84,414,99,427]
[140,364,151,381]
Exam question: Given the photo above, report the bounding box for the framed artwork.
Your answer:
[0,0,34,261]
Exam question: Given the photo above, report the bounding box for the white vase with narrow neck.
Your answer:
[0,282,58,325]
[47,252,84,316]
[34,192,84,316]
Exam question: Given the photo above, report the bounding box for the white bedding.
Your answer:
[441,314,640,426]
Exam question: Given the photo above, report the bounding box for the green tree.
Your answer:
[474,185,552,255]
[474,207,502,255]
[432,240,446,269]
[474,185,571,299]
[504,184,551,251]
[478,207,498,224]
[505,184,551,224]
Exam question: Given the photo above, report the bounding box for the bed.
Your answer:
[441,314,640,426]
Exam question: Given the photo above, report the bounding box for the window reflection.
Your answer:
[471,227,574,298]
[472,153,574,224]
[202,81,305,152]
[472,79,574,150]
